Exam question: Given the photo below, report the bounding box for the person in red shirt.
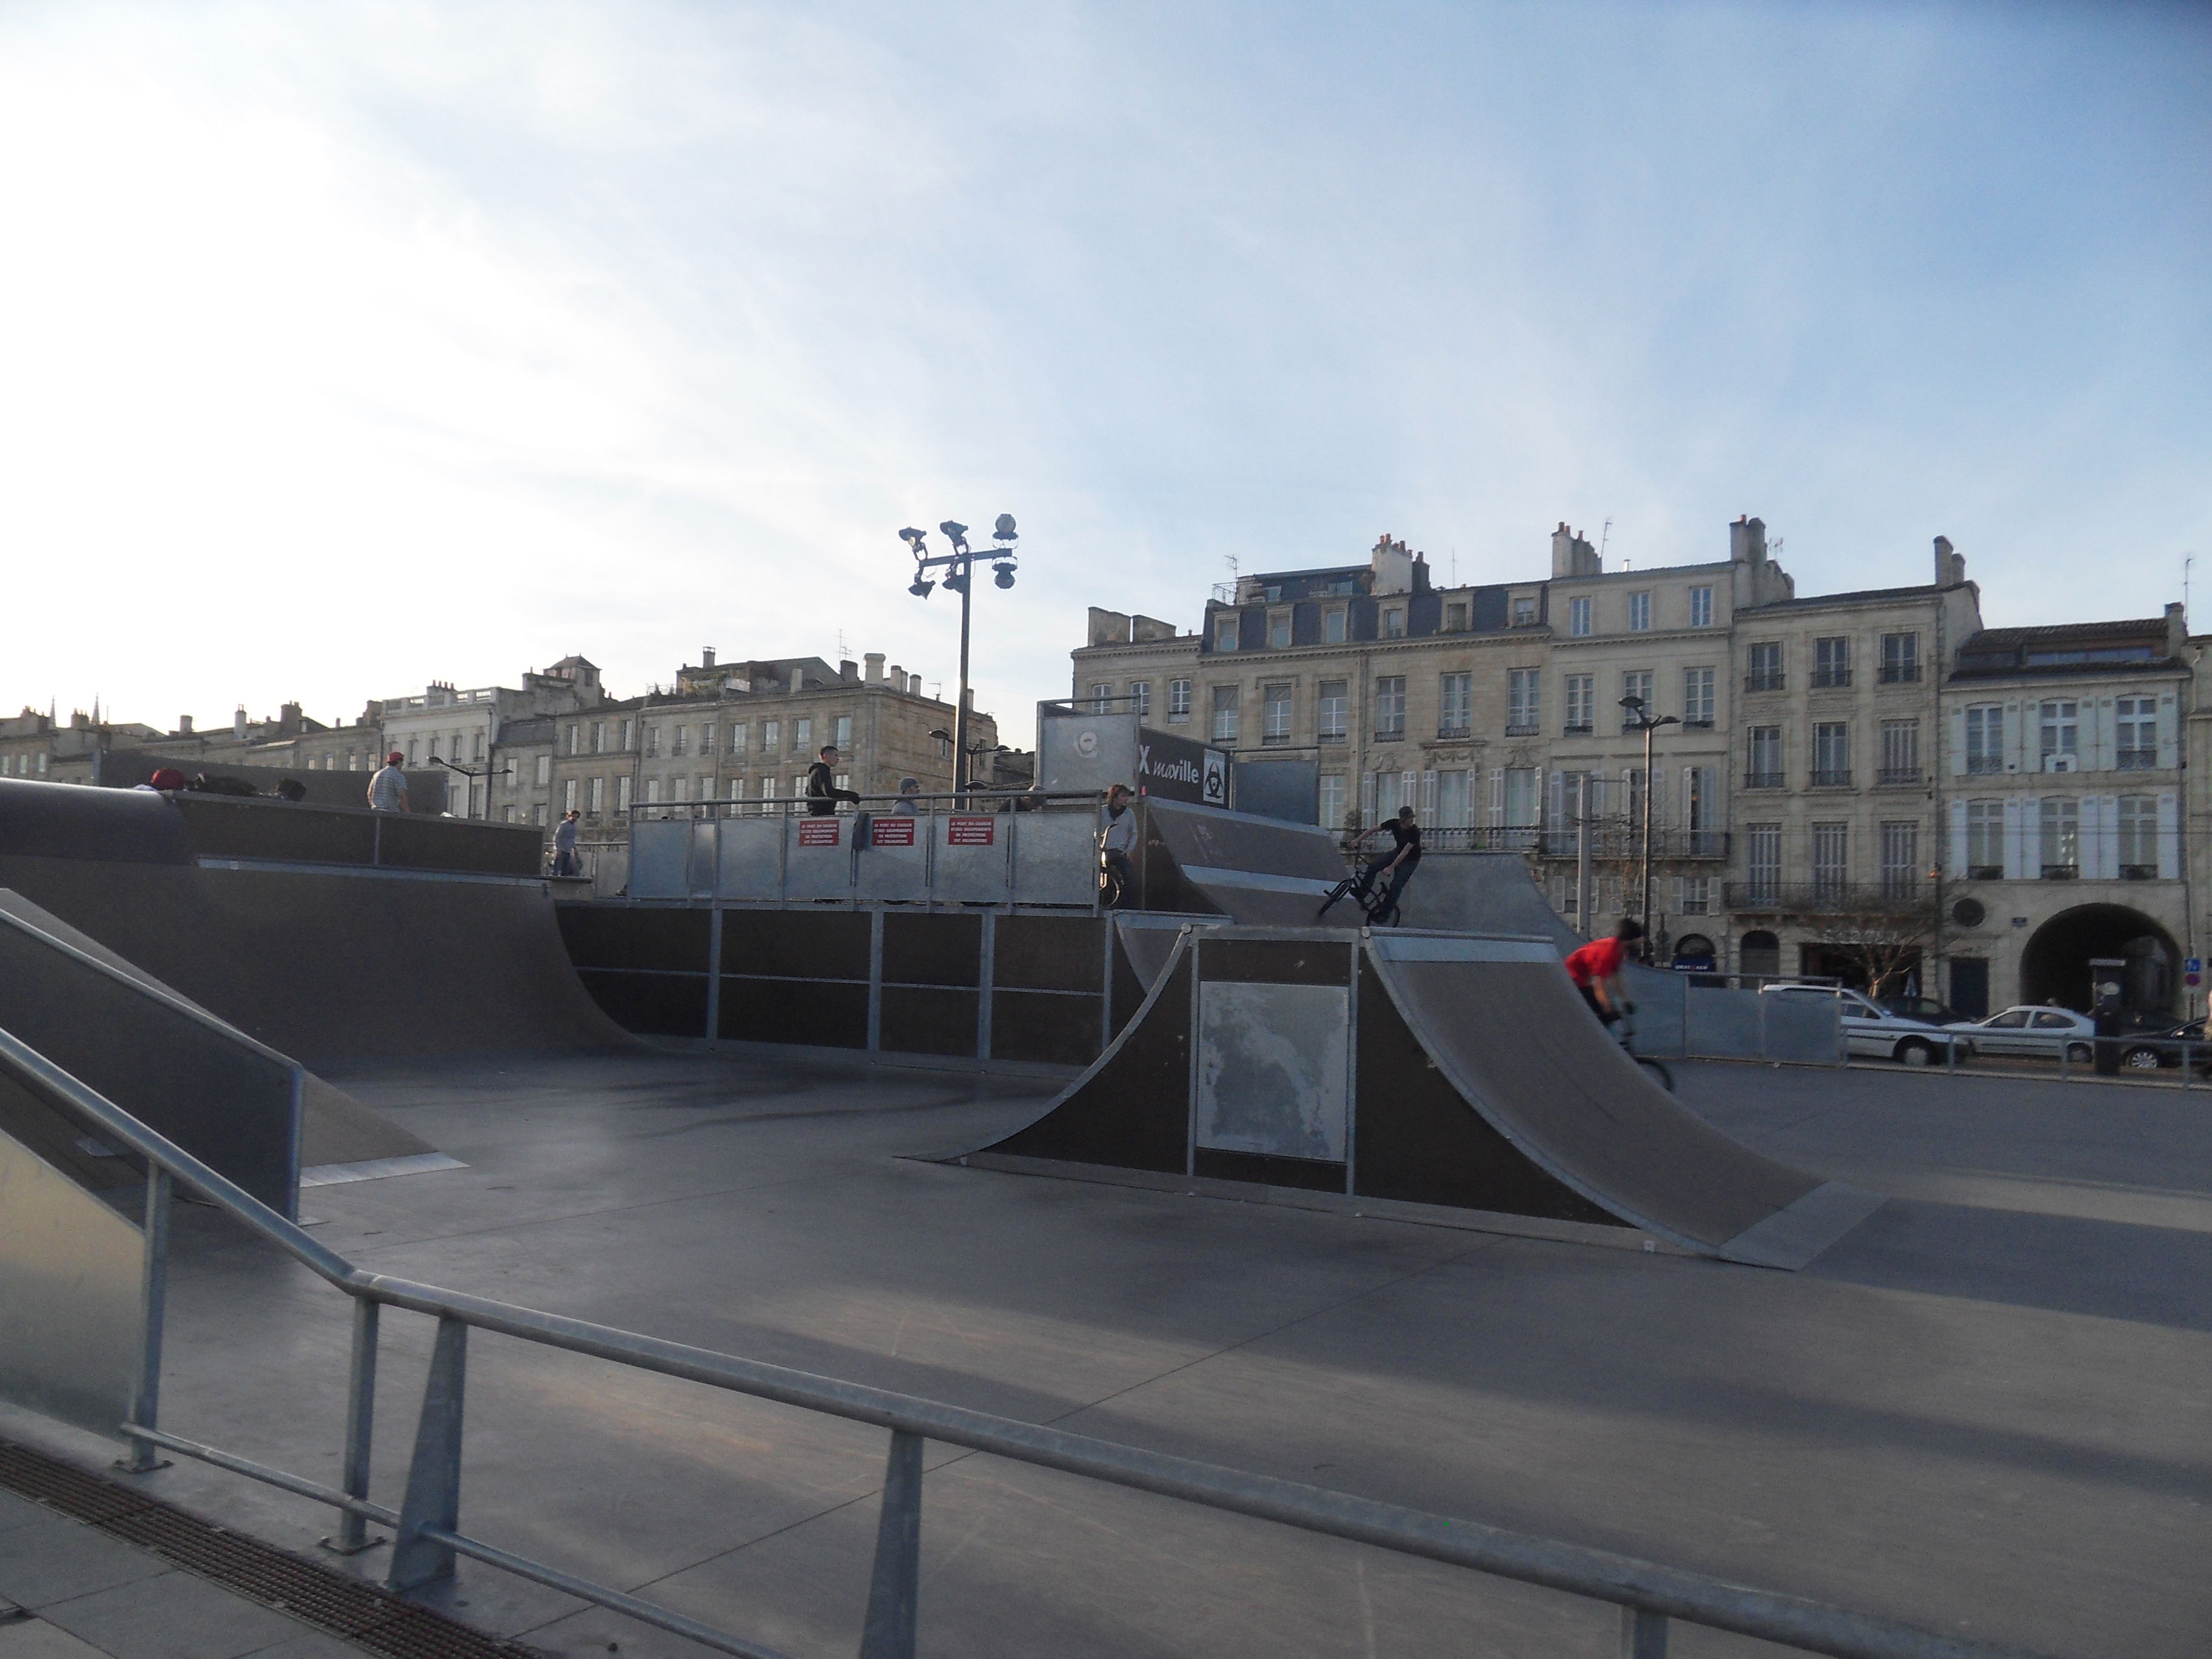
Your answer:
[1565,917,1646,1024]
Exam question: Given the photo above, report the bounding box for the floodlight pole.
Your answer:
[902,518,1017,804]
[1620,696,1680,964]
[953,546,974,799]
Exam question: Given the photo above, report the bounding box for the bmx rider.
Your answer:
[1566,917,1646,1025]
[1349,806,1423,924]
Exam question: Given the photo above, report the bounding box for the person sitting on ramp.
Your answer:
[1566,917,1645,1025]
[1346,805,1423,925]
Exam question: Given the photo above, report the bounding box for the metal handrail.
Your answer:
[0,1024,2054,1659]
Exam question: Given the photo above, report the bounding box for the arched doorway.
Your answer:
[1740,930,1780,977]
[1672,933,1716,970]
[2020,905,2178,1013]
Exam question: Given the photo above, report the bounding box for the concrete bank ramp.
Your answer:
[967,926,1879,1269]
[0,892,455,1187]
[1138,799,1352,927]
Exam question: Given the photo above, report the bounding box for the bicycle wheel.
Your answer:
[1636,1056,1674,1093]
[1316,878,1355,920]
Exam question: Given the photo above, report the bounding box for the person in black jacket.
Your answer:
[804,745,862,816]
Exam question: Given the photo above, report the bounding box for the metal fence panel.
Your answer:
[854,813,932,901]
[628,822,691,899]
[784,815,857,900]
[1686,989,1765,1060]
[714,818,783,900]
[1762,994,1845,1065]
[685,821,719,899]
[1011,813,1099,907]
[0,1119,144,1437]
[932,813,1011,903]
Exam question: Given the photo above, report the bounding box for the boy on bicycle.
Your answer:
[1566,917,1646,1025]
[1349,806,1423,925]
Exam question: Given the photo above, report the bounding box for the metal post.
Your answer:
[858,1429,924,1659]
[325,1298,384,1553]
[116,1167,172,1473]
[1575,774,1591,933]
[705,905,724,1043]
[1621,1604,1669,1657]
[953,549,973,805]
[977,910,996,1061]
[1640,722,1656,958]
[388,1315,468,1591]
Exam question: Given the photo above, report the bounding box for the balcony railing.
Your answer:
[1876,766,1922,785]
[1811,669,1853,689]
[1743,672,1786,694]
[1562,723,1594,736]
[1966,756,2003,774]
[2117,748,2159,769]
[1533,829,1730,861]
[1743,770,1785,789]
[1725,880,1931,913]
[1879,664,1922,683]
[1505,723,1540,737]
[1437,724,1471,740]
[1810,768,1853,788]
[1372,728,1404,742]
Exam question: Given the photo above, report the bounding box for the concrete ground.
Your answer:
[4,1048,2205,1658]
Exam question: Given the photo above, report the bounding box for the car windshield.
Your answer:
[1883,997,1952,1022]
[1984,1010,2029,1028]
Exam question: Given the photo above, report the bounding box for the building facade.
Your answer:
[379,656,605,817]
[1073,523,2200,1016]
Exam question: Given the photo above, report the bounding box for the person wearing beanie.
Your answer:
[366,749,411,813]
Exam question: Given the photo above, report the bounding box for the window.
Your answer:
[729,723,747,756]
[1211,685,1239,745]
[1318,680,1348,742]
[1813,722,1851,786]
[621,719,635,751]
[700,722,717,755]
[645,725,661,758]
[1262,683,1293,745]
[1880,822,1920,899]
[1746,642,1783,692]
[1746,729,1786,789]
[1564,674,1594,733]
[1444,602,1468,631]
[1130,682,1151,720]
[1748,826,1782,905]
[565,724,580,756]
[671,725,688,756]
[1373,769,1409,821]
[1966,801,2003,879]
[1683,766,1718,855]
[760,777,776,811]
[1215,617,1238,652]
[1627,592,1651,632]
[1436,769,1471,828]
[472,732,485,762]
[407,737,420,765]
[1689,586,1714,628]
[1568,597,1592,637]
[831,715,852,751]
[562,778,578,814]
[591,721,605,754]
[794,717,812,753]
[1507,669,1540,733]
[1811,822,1849,901]
[535,754,551,786]
[1683,668,1714,728]
[2038,700,2077,760]
[1678,878,1711,915]
[1168,680,1191,721]
[2118,796,2157,876]
[1269,612,1292,649]
[617,775,633,813]
[1619,671,1652,729]
[1880,632,1920,683]
[1439,672,1471,737]
[762,719,780,754]
[1319,774,1346,831]
[1373,676,1406,739]
[1512,595,1538,627]
[1089,682,1113,713]
[1880,719,1920,784]
[2117,697,2157,768]
[675,776,693,803]
[643,777,660,806]
[1382,608,1406,638]
[1965,705,2003,774]
[2040,797,2079,877]
[1813,636,1851,688]
[1324,609,1347,645]
[534,803,548,826]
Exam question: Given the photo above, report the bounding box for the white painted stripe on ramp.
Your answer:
[1181,866,1341,896]
[1367,935,1560,964]
[300,1153,468,1187]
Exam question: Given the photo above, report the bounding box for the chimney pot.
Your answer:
[910,674,923,697]
[864,652,886,684]
[233,706,248,740]
[702,646,716,669]
[178,714,193,734]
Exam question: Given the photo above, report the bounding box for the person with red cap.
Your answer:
[366,750,410,813]
[139,767,189,793]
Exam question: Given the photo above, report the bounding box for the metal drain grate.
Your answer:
[0,1436,544,1658]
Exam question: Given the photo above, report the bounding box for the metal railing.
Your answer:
[0,1027,2053,1659]
[1725,882,1929,913]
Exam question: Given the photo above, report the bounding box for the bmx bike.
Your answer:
[1316,869,1404,928]
[1613,1006,1674,1093]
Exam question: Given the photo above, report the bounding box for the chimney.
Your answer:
[279,701,303,736]
[233,706,248,740]
[1372,534,1413,595]
[2167,601,2188,660]
[839,659,858,683]
[702,646,716,669]
[1932,536,1953,586]
[910,674,923,697]
[178,714,193,734]
[864,652,886,684]
[1729,516,1766,566]
[888,665,904,696]
[1088,608,1133,647]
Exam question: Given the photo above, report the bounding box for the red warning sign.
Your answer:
[797,819,840,847]
[945,816,996,846]
[871,817,916,847]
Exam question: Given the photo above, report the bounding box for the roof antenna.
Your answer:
[1598,519,1612,564]
[2187,554,2195,626]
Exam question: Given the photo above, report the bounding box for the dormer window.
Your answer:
[1382,608,1406,638]
[1512,595,1538,626]
[1324,608,1347,645]
[1215,617,1238,652]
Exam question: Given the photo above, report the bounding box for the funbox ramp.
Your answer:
[965,926,1880,1269]
[1137,800,1354,927]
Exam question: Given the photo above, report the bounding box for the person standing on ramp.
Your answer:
[552,808,583,876]
[805,745,862,816]
[366,751,409,813]
[1566,917,1646,1025]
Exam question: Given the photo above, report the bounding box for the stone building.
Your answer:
[379,656,605,817]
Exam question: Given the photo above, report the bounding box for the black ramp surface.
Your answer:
[1366,933,1880,1264]
[0,855,631,1064]
[1393,853,1583,951]
[1142,799,1350,927]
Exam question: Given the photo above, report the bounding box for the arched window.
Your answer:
[1740,930,1781,978]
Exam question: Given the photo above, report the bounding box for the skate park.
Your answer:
[0,771,2205,1658]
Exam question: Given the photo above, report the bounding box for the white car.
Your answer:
[1759,984,1974,1066]
[1945,1005,2097,1062]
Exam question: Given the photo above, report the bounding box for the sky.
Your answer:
[1,1,2207,743]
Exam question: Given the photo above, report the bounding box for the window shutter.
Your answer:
[1948,706,1967,777]
[2159,695,2179,770]
[2087,795,2118,880]
[1487,766,1506,826]
[1360,771,1376,824]
[1422,769,1437,817]
[2002,797,2025,880]
[2158,790,2180,879]
[2018,797,2041,877]
[1948,799,1968,877]
[1547,769,1566,834]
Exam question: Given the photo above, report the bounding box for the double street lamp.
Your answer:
[1618,694,1680,963]
[430,754,511,820]
[902,514,1019,800]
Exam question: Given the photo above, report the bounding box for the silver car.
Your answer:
[1760,984,1973,1066]
[1944,1005,2097,1062]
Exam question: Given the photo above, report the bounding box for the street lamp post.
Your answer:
[1618,694,1681,963]
[431,756,511,820]
[902,515,1020,802]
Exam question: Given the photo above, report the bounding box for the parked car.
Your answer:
[2111,1014,2211,1073]
[1760,983,1972,1065]
[1945,1005,2099,1062]
[1877,994,1963,1027]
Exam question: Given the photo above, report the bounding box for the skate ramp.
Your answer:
[0,892,446,1178]
[0,854,630,1065]
[1138,799,1350,927]
[1393,853,1582,952]
[967,926,1879,1268]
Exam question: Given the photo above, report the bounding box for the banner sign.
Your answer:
[871,817,916,847]
[797,819,840,847]
[947,816,997,846]
[1136,726,1232,808]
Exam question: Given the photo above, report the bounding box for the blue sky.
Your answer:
[1,1,2205,741]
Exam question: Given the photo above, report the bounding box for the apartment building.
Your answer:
[1935,609,2190,1016]
[380,656,605,817]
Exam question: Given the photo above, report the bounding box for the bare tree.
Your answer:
[1803,887,1938,996]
